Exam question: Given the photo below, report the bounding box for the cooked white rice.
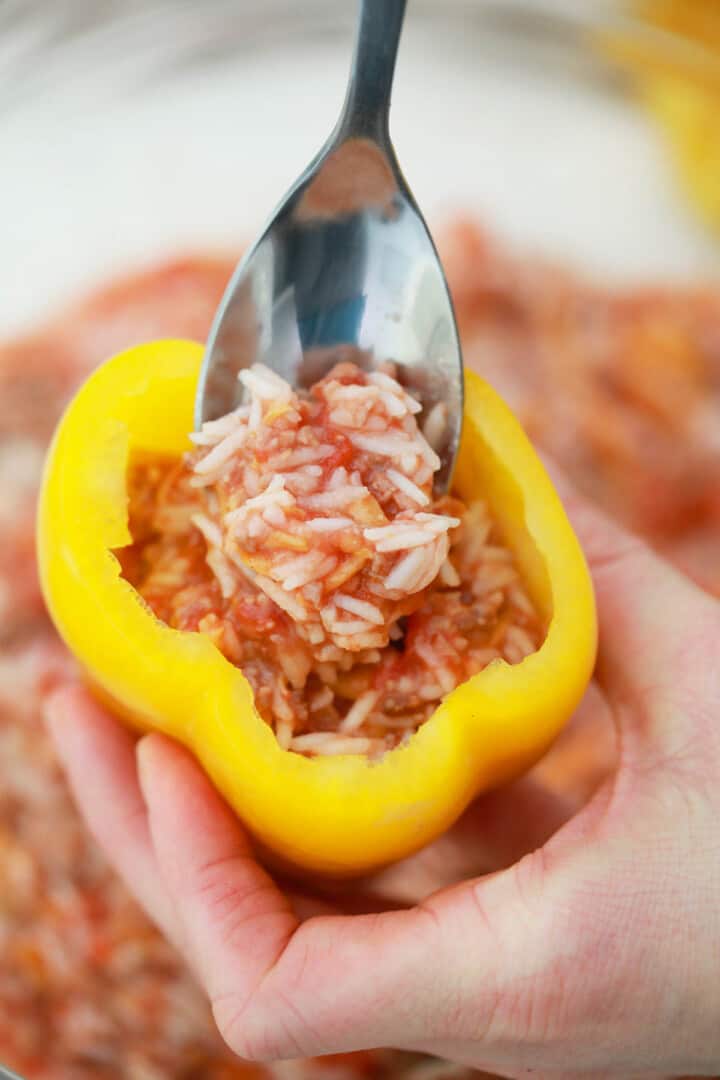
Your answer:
[125,361,544,758]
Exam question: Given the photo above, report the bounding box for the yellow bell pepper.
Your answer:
[38,340,596,876]
[603,1,720,231]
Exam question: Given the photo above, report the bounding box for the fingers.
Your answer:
[40,688,573,1063]
[136,734,298,1012]
[530,680,616,803]
[355,772,577,906]
[44,685,180,945]
[548,462,720,760]
[52,699,590,1063]
[360,681,615,907]
[135,731,554,1062]
[249,858,568,1063]
[48,705,622,1069]
[133,732,451,1057]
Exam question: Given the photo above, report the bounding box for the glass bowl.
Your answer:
[2,0,719,337]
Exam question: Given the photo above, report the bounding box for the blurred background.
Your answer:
[2,0,720,332]
[1,1,719,1078]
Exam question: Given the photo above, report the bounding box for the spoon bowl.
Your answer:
[196,0,463,492]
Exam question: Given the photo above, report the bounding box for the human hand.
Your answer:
[45,487,720,1077]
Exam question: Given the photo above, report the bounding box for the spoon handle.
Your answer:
[338,0,408,143]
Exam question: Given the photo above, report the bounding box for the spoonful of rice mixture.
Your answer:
[119,1,540,759]
[195,0,463,494]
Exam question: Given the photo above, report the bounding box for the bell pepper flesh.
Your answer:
[38,340,597,876]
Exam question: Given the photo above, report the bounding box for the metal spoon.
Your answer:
[196,0,463,492]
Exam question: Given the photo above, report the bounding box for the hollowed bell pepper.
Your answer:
[38,340,596,876]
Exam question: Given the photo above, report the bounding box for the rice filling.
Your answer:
[119,361,544,756]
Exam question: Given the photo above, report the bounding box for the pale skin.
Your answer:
[45,480,720,1078]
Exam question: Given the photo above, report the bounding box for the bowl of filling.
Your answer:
[2,0,720,1077]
